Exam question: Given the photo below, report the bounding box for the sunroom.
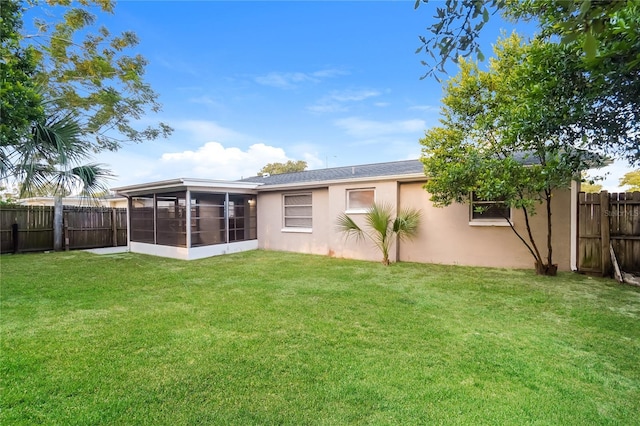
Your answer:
[113,179,261,260]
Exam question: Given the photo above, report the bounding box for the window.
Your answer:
[283,193,312,230]
[470,192,510,223]
[346,188,375,213]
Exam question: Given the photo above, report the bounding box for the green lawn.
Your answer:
[1,250,639,425]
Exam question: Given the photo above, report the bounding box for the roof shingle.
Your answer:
[238,159,425,186]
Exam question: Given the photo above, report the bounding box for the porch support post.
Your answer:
[126,196,131,250]
[186,190,192,248]
[225,192,230,244]
[153,193,157,245]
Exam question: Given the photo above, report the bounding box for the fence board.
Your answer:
[1,206,127,254]
[579,191,640,275]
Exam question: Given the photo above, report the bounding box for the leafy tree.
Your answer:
[258,160,307,176]
[337,202,421,266]
[0,0,44,162]
[421,35,603,275]
[416,0,640,166]
[2,0,170,199]
[415,0,630,76]
[619,170,640,192]
[20,0,172,152]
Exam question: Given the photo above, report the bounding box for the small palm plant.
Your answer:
[337,202,421,266]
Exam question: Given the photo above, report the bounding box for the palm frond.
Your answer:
[365,202,393,237]
[31,115,89,166]
[336,213,365,242]
[72,164,114,197]
[337,201,422,266]
[394,208,422,241]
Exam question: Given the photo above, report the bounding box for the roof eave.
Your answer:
[254,172,427,192]
[112,178,262,196]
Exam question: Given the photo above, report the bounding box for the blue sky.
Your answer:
[49,1,632,190]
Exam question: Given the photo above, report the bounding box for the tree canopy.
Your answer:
[23,0,172,152]
[0,0,43,153]
[1,0,170,197]
[619,170,640,192]
[258,160,307,176]
[415,0,635,76]
[416,0,640,166]
[420,35,605,275]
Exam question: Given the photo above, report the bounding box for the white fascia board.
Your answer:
[113,178,262,196]
[255,173,427,192]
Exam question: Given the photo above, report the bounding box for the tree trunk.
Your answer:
[535,261,558,276]
[53,195,63,251]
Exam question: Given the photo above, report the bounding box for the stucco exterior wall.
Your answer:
[257,188,331,256]
[256,179,573,271]
[398,182,573,271]
[257,180,403,263]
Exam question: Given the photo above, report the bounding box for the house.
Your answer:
[113,159,580,270]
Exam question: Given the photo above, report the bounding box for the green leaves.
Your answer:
[0,1,44,149]
[24,0,172,152]
[420,34,601,272]
[258,160,307,176]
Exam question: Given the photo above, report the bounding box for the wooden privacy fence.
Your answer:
[578,191,640,275]
[0,206,127,254]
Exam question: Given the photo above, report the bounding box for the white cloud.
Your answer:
[307,89,381,113]
[255,72,314,89]
[188,96,223,109]
[409,105,440,113]
[172,120,253,145]
[255,68,347,89]
[587,161,635,192]
[160,142,291,180]
[334,117,426,138]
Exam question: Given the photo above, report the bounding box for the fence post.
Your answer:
[600,190,611,276]
[63,210,70,251]
[112,208,118,247]
[12,223,19,254]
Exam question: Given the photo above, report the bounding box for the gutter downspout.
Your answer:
[395,181,401,263]
[570,179,579,271]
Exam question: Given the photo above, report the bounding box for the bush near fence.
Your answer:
[0,206,127,254]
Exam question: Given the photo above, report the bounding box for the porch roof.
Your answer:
[113,178,261,197]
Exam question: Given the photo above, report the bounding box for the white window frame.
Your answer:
[469,193,511,226]
[282,193,312,233]
[346,188,375,214]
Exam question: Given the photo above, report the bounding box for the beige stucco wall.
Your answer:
[257,188,331,256]
[256,179,573,270]
[398,182,573,270]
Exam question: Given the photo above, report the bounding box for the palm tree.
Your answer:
[10,113,112,200]
[5,113,112,250]
[337,202,421,266]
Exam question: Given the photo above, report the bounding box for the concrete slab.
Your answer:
[84,246,129,255]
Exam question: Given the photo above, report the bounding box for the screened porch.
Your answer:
[114,179,261,260]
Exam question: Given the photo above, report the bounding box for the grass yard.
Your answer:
[1,250,639,425]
